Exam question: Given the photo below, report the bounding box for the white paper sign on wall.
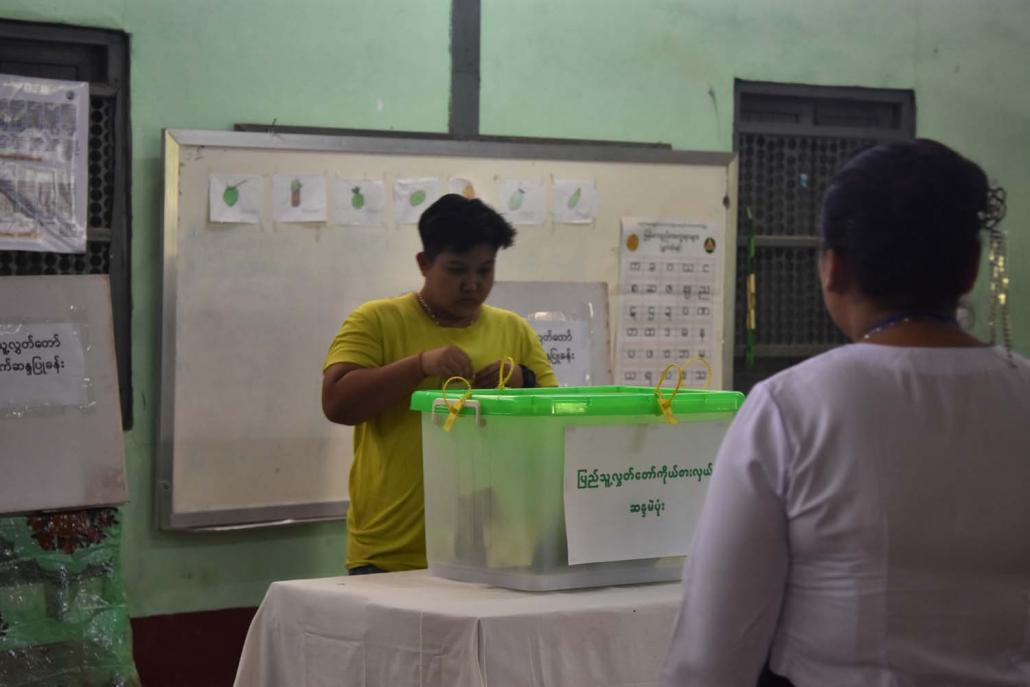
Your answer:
[527,320,590,387]
[273,174,327,223]
[209,174,262,224]
[497,178,546,226]
[552,179,597,224]
[394,177,442,224]
[334,178,385,226]
[0,322,87,409]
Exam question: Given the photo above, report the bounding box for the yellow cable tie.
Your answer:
[685,355,714,390]
[496,356,516,390]
[655,363,684,425]
[441,376,472,433]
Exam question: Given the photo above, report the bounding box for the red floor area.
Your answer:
[131,607,257,687]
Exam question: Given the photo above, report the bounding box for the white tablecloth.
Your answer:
[234,570,682,687]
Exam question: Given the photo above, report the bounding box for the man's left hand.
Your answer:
[473,360,523,389]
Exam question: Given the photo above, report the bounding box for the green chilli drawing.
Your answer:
[410,189,427,207]
[290,179,302,208]
[351,186,365,210]
[567,187,582,209]
[509,188,526,211]
[222,179,247,207]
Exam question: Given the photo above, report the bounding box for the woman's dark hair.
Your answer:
[819,138,989,309]
[418,194,516,260]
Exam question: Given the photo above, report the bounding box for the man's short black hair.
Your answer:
[418,194,516,260]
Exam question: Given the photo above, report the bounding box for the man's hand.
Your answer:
[421,345,474,380]
[473,360,523,389]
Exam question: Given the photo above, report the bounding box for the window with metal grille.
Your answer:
[733,81,915,393]
[0,21,132,428]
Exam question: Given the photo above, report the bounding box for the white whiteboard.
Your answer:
[160,130,736,529]
[0,275,127,515]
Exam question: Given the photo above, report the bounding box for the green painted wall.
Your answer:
[0,0,1026,616]
[0,0,452,616]
[481,0,1030,346]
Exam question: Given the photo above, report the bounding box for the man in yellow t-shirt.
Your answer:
[322,194,557,574]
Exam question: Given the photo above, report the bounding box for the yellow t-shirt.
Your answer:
[323,293,557,571]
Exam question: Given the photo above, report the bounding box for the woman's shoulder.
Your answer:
[753,346,896,418]
[758,345,865,390]
[758,344,1030,409]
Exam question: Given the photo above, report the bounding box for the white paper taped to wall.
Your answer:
[497,178,546,226]
[524,316,591,386]
[0,322,88,409]
[334,178,385,226]
[552,179,597,224]
[209,174,262,224]
[273,174,327,223]
[615,218,725,389]
[449,177,477,199]
[394,177,442,224]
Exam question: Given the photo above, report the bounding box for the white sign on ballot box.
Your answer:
[563,420,730,565]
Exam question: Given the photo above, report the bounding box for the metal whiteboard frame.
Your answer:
[159,128,737,530]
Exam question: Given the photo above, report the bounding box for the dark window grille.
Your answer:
[0,21,131,428]
[733,81,915,393]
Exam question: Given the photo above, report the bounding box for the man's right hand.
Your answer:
[420,345,474,380]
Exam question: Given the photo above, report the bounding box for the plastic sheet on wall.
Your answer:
[0,508,139,686]
[0,75,90,254]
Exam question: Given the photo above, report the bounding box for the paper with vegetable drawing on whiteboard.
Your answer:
[497,179,546,225]
[394,177,442,224]
[449,177,477,199]
[209,174,262,224]
[334,179,385,226]
[552,179,597,224]
[273,174,326,223]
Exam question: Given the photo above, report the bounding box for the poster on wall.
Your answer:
[334,178,385,226]
[552,179,597,224]
[209,174,262,224]
[0,322,88,409]
[0,74,89,253]
[614,218,725,389]
[272,174,326,223]
[497,178,546,226]
[394,177,442,224]
[526,318,590,386]
[449,176,477,199]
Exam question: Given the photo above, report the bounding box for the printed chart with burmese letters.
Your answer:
[615,218,725,389]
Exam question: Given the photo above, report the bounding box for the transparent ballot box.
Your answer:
[411,385,744,591]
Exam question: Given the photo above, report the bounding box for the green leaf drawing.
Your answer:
[567,187,582,209]
[410,189,427,207]
[509,188,526,211]
[290,179,302,193]
[222,179,247,208]
[351,187,365,210]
